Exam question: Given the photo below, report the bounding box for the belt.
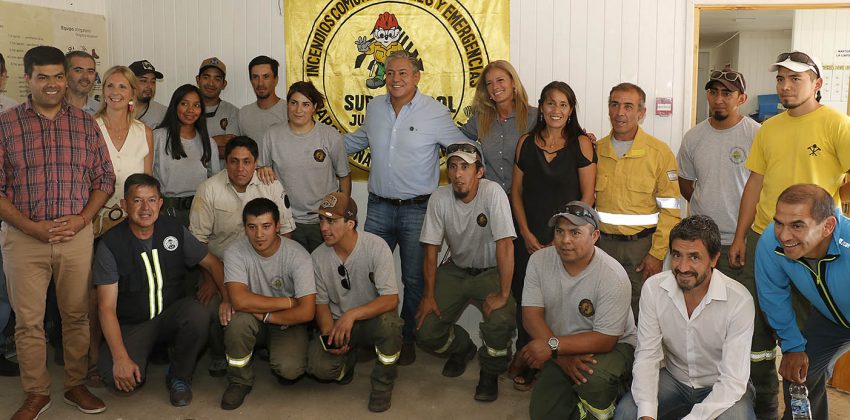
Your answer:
[461,266,492,277]
[163,196,194,211]
[372,193,430,206]
[601,227,656,242]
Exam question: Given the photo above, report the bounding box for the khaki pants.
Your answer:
[292,222,324,253]
[597,235,652,320]
[224,311,308,386]
[307,312,403,392]
[1,223,94,394]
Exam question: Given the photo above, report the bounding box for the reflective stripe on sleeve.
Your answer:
[597,211,659,226]
[751,349,777,362]
[655,197,680,209]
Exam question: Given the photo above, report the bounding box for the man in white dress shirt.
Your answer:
[615,215,756,420]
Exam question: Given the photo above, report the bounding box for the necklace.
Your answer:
[205,102,221,118]
[105,119,130,145]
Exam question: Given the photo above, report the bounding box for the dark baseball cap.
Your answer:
[548,201,599,229]
[129,60,163,79]
[705,67,746,93]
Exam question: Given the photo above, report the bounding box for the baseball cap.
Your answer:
[705,67,746,93]
[770,51,822,77]
[548,201,599,229]
[199,57,226,76]
[310,192,357,220]
[129,60,163,79]
[445,142,480,164]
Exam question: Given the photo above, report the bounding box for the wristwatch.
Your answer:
[547,336,559,359]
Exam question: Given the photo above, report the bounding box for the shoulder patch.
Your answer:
[666,170,678,181]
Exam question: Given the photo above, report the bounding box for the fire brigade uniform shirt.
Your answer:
[238,100,287,145]
[223,235,316,299]
[419,179,516,269]
[312,231,398,319]
[205,100,241,138]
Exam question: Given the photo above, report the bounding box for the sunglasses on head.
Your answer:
[776,52,820,77]
[709,70,745,91]
[338,264,351,290]
[446,143,479,156]
[561,204,597,227]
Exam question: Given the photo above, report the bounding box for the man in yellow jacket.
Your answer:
[595,83,681,318]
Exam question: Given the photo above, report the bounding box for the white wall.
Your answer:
[736,30,792,116]
[709,33,738,73]
[793,8,850,113]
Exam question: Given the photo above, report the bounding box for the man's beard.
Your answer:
[712,111,728,121]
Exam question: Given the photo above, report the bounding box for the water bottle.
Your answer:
[789,383,812,420]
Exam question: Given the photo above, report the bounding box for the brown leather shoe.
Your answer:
[11,394,51,420]
[63,385,106,414]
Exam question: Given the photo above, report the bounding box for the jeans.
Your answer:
[364,193,428,342]
[615,368,756,420]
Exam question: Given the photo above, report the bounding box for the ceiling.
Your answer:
[699,10,794,50]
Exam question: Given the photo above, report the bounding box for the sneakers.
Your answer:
[166,375,193,407]
[63,385,106,414]
[397,341,416,366]
[221,383,252,410]
[442,340,477,377]
[474,371,499,402]
[368,390,392,412]
[208,358,227,377]
[0,356,19,376]
[11,394,50,420]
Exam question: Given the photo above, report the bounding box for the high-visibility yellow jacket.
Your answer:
[595,127,681,261]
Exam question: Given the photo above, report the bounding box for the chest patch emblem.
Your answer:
[476,213,488,227]
[808,143,822,157]
[578,298,595,317]
[270,276,284,290]
[220,118,229,130]
[313,149,327,162]
[162,236,179,251]
[729,146,746,164]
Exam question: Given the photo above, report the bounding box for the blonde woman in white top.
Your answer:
[94,65,154,236]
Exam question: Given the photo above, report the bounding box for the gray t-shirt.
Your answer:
[153,128,221,197]
[260,122,351,223]
[93,226,207,285]
[420,179,516,269]
[137,100,167,129]
[611,137,633,157]
[677,117,759,245]
[223,235,316,298]
[238,100,287,143]
[311,231,399,318]
[522,246,637,347]
[205,100,241,138]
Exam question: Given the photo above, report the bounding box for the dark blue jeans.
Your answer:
[364,193,428,342]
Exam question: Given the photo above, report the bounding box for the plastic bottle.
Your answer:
[789,383,812,420]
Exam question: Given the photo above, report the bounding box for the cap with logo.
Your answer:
[129,60,164,79]
[769,51,822,77]
[199,57,226,77]
[547,200,600,230]
[705,66,746,93]
[445,142,481,164]
[310,192,357,220]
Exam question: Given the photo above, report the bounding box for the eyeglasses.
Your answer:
[338,264,350,290]
[446,143,479,155]
[709,70,746,91]
[776,52,820,77]
[561,204,597,227]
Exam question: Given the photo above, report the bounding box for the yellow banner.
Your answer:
[284,0,510,181]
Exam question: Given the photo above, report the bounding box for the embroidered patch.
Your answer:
[476,213,488,227]
[729,146,746,164]
[220,118,228,130]
[808,143,822,157]
[578,299,595,317]
[163,236,179,251]
[313,149,327,162]
[319,194,336,209]
[666,170,678,181]
[270,276,284,290]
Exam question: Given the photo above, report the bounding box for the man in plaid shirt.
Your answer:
[0,46,115,420]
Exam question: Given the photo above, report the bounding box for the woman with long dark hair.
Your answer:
[153,84,220,226]
[509,81,597,389]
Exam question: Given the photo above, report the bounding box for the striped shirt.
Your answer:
[0,98,115,222]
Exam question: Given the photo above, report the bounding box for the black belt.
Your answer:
[601,227,656,242]
[371,193,430,206]
[163,196,194,211]
[461,266,491,277]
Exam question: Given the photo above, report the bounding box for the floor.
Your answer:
[2,350,850,419]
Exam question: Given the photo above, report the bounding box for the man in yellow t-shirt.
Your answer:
[728,50,850,420]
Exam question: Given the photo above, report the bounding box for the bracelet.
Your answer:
[263,312,271,323]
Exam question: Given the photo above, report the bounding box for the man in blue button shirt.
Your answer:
[344,50,467,364]
[756,183,850,419]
